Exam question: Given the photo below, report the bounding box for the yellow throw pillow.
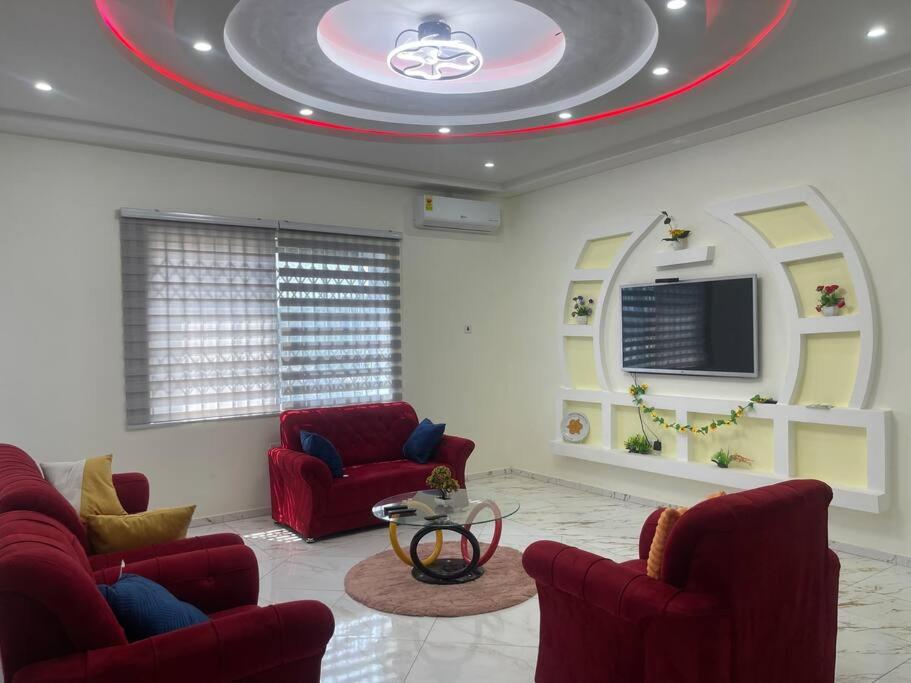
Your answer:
[40,454,127,519]
[646,491,726,580]
[85,505,196,554]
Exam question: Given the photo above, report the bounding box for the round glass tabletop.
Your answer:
[372,488,519,528]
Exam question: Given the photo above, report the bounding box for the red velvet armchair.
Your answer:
[523,480,839,683]
[0,510,335,682]
[0,444,243,569]
[268,402,475,540]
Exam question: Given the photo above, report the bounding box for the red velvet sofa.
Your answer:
[268,402,475,540]
[0,444,242,568]
[0,509,335,682]
[523,480,839,683]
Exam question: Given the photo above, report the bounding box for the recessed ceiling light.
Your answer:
[866,26,887,39]
[558,112,573,120]
[193,41,213,53]
[34,81,53,92]
[652,66,670,76]
[438,127,451,134]
[667,0,687,9]
[299,108,314,116]
[484,161,495,168]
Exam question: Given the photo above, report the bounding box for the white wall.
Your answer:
[0,133,509,517]
[501,86,911,557]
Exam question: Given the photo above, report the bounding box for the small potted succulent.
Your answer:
[571,296,594,325]
[711,449,754,469]
[661,210,691,250]
[624,433,652,455]
[815,284,846,317]
[426,465,460,502]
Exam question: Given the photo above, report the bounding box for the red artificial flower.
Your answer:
[825,284,839,294]
[815,305,822,312]
[837,300,846,308]
[816,285,824,292]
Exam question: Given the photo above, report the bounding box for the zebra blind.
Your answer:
[121,214,401,426]
[276,229,402,409]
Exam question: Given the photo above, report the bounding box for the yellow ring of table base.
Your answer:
[388,500,443,567]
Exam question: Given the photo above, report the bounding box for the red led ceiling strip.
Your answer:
[95,0,793,140]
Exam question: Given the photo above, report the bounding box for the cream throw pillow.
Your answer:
[40,454,127,519]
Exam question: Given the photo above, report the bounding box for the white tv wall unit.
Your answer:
[553,187,889,513]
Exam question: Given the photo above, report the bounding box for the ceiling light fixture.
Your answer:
[558,112,573,120]
[387,20,482,82]
[652,66,670,76]
[34,81,53,92]
[193,41,213,52]
[667,0,687,9]
[484,161,495,168]
[866,26,887,39]
[299,108,314,116]
[438,127,451,134]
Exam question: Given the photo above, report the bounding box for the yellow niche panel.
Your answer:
[564,337,599,389]
[795,332,860,407]
[687,413,774,473]
[787,255,856,317]
[738,203,832,248]
[565,281,602,323]
[793,423,867,488]
[564,401,602,447]
[612,405,676,459]
[576,234,630,270]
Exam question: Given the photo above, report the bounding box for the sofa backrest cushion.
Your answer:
[280,402,419,467]
[661,479,834,680]
[0,511,127,680]
[0,444,89,548]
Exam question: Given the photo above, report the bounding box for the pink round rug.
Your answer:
[344,541,537,617]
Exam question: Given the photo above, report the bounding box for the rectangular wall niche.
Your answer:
[576,234,630,270]
[738,203,832,248]
[795,332,861,407]
[565,280,601,323]
[786,254,856,318]
[687,414,774,473]
[564,337,599,390]
[563,401,602,447]
[793,422,868,488]
[612,405,677,459]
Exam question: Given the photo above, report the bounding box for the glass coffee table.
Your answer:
[372,489,519,584]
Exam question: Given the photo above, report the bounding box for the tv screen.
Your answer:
[621,275,758,377]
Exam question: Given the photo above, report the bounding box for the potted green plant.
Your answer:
[660,211,691,250]
[815,284,846,317]
[571,296,594,325]
[624,433,652,455]
[426,465,460,501]
[710,449,754,469]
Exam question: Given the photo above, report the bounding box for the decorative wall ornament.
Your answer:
[562,412,590,443]
[630,384,756,435]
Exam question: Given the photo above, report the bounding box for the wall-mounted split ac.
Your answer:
[414,194,501,233]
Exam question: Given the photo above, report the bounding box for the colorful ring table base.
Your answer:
[409,524,485,585]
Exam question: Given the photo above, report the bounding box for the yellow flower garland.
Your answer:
[629,384,755,436]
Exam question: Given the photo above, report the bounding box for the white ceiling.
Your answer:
[1,0,910,195]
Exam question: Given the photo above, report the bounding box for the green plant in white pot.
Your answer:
[571,296,593,325]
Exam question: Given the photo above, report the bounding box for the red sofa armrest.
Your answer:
[94,544,259,614]
[269,447,333,490]
[89,532,245,570]
[523,540,721,621]
[111,472,150,514]
[14,600,335,683]
[431,435,475,482]
[638,508,663,560]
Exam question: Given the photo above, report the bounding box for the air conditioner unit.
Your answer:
[414,195,501,233]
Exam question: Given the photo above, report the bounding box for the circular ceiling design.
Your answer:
[94,0,794,139]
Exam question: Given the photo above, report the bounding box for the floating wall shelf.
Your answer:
[557,188,888,513]
[654,245,715,270]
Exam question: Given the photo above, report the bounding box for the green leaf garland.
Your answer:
[629,384,756,435]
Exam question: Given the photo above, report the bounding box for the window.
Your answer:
[120,213,401,426]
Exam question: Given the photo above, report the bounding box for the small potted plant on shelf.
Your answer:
[660,210,691,250]
[571,296,594,324]
[624,433,652,455]
[426,465,460,502]
[710,449,754,469]
[815,284,846,317]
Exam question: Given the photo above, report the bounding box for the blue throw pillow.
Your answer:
[98,573,208,642]
[300,431,344,478]
[403,418,446,464]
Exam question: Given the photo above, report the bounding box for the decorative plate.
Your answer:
[562,412,590,443]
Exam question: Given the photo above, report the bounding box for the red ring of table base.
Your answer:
[460,500,502,567]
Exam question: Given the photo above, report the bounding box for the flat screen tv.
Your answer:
[621,275,758,378]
